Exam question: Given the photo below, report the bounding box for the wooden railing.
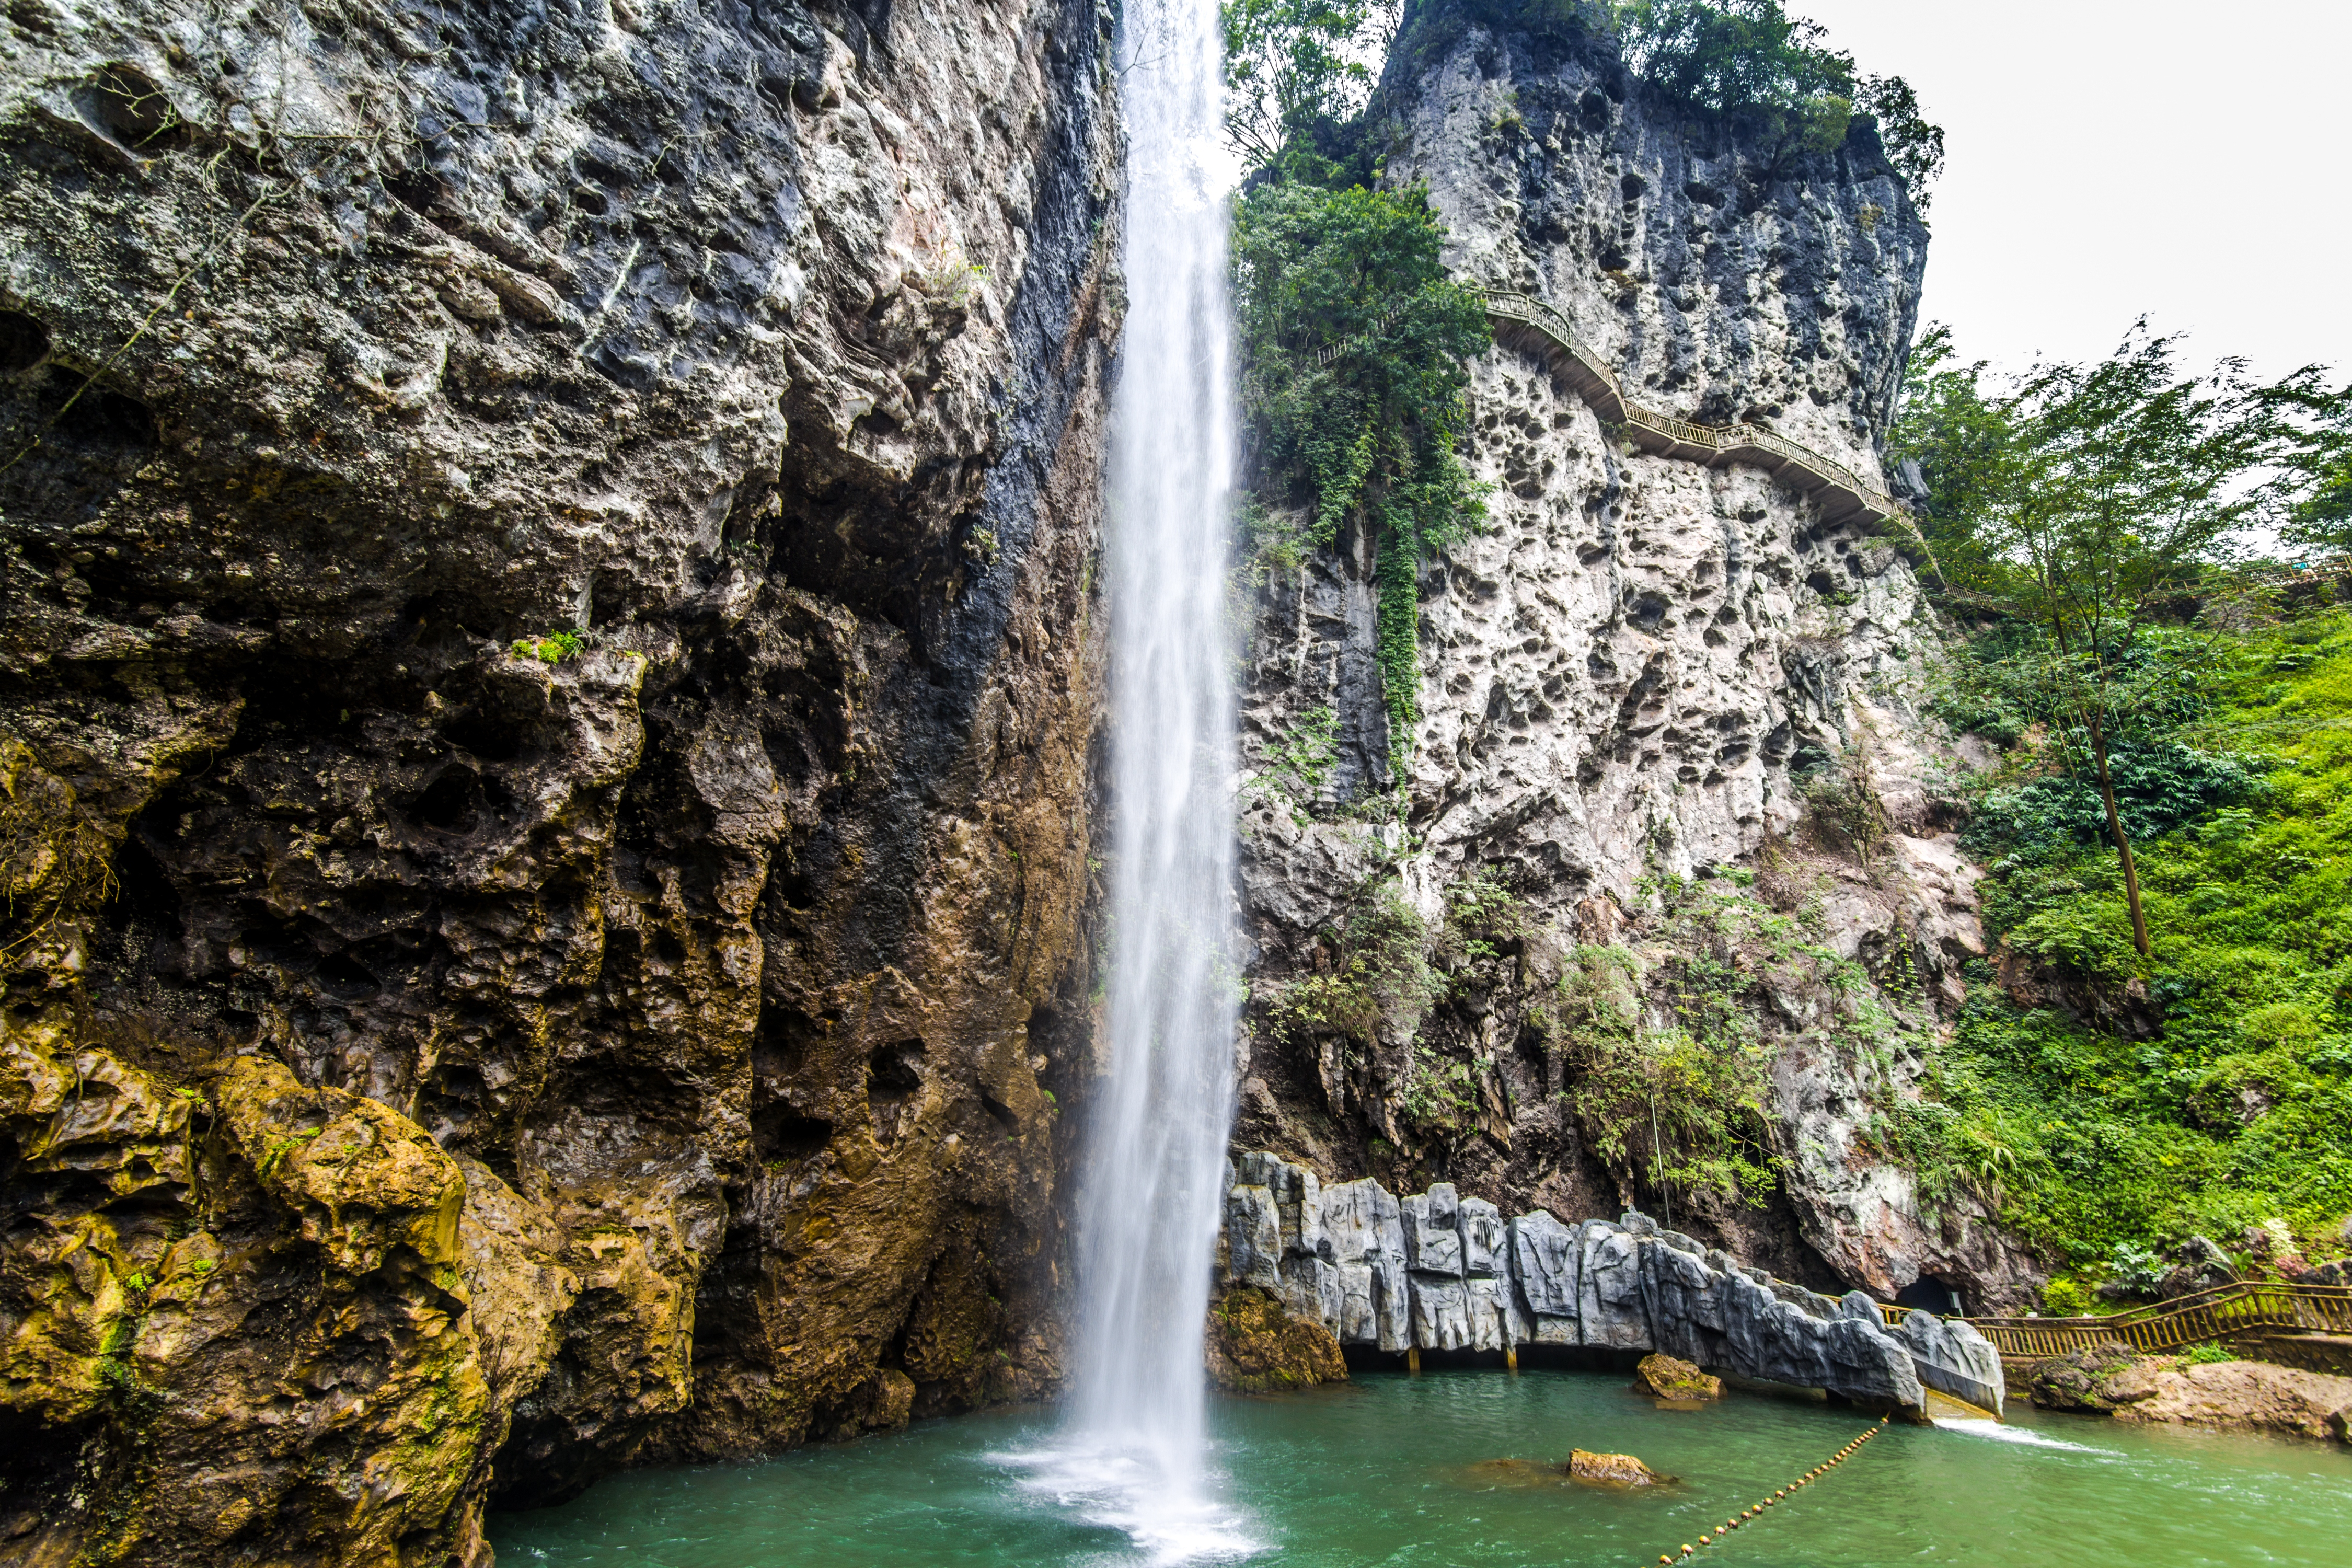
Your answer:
[1468,287,1940,578]
[1882,1282,2352,1361]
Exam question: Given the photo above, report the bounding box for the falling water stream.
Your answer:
[477,12,2352,1566]
[997,0,1248,1559]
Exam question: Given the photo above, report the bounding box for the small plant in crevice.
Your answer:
[1796,737,1889,866]
[1263,881,1440,1053]
[0,735,118,961]
[1246,705,1340,825]
[511,628,585,663]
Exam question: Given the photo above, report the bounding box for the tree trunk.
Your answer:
[2084,709,2152,958]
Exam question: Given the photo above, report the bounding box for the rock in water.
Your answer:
[1568,1450,1675,1488]
[1205,1287,1349,1394]
[1636,1353,1723,1401]
[2026,1342,2141,1412]
[1894,1308,2007,1414]
[2095,1358,2352,1443]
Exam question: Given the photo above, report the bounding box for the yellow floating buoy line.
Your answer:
[1649,1415,1891,1564]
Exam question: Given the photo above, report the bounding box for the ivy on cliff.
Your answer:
[1231,177,1491,752]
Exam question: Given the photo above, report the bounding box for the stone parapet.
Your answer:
[1219,1150,2002,1416]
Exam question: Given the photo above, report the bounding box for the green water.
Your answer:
[491,1370,2352,1566]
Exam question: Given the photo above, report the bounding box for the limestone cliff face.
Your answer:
[1234,6,2041,1313]
[0,1,1116,1560]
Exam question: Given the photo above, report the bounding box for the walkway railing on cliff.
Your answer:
[1878,1282,2352,1360]
[1466,287,1941,580]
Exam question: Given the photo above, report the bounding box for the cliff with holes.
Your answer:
[0,2,1119,1562]
[1232,3,2044,1317]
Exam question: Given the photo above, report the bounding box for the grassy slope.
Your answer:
[1910,613,2352,1299]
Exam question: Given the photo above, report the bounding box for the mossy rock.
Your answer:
[1204,1287,1346,1394]
[1635,1352,1723,1401]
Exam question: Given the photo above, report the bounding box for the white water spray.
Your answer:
[1006,0,1244,1560]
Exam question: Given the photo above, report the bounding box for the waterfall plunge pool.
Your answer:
[489,1368,2352,1566]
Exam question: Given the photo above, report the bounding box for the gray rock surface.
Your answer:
[1225,1152,1958,1412]
[1508,1209,1579,1338]
[1323,1176,1413,1351]
[1227,1184,1284,1294]
[1895,1309,2007,1415]
[1403,1183,1468,1277]
[1228,0,2043,1318]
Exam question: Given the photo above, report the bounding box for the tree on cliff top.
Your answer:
[1221,0,1401,172]
[1613,0,1943,198]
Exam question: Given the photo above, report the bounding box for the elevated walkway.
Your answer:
[1470,288,1941,579]
[1882,1282,2352,1375]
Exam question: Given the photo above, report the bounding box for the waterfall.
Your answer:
[1006,0,1246,1560]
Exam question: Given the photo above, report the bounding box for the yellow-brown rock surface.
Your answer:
[0,0,1121,1560]
[1204,1286,1349,1394]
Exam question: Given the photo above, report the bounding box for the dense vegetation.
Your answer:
[1614,0,1943,195]
[1889,329,2352,1300]
[1232,183,1491,743]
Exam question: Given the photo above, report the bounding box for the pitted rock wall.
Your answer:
[1233,3,2040,1313]
[0,2,1119,1562]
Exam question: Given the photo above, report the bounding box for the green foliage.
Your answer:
[1247,705,1342,825]
[1442,864,1526,968]
[1852,73,1945,200]
[1222,1,1401,175]
[2041,1277,2091,1316]
[1893,324,2303,958]
[1901,613,2352,1271]
[1551,874,1917,1212]
[1610,2,1941,198]
[2107,1241,2164,1296]
[1795,740,1890,863]
[1392,1045,1480,1133]
[1264,881,1441,1051]
[511,628,585,663]
[2183,1340,2236,1366]
[1232,178,1491,751]
[2258,366,2352,555]
[1615,0,1853,145]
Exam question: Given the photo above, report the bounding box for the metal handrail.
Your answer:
[1881,1282,2352,1360]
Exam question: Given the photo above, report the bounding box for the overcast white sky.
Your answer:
[1793,0,2352,384]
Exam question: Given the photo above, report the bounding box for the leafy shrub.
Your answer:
[1964,743,2267,865]
[2106,1241,2164,1296]
[1265,882,1440,1050]
[511,628,585,663]
[1232,178,1491,751]
[2182,1341,2236,1366]
[2040,1277,2090,1316]
[1247,705,1341,824]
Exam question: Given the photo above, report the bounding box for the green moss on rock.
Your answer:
[1205,1286,1348,1394]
